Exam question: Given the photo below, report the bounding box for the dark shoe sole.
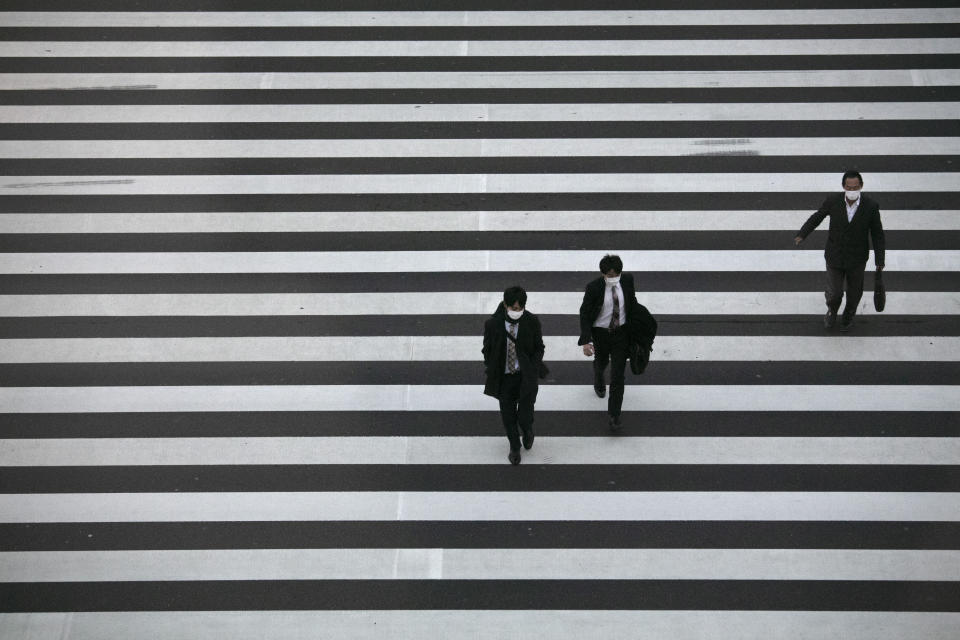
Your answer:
[608,415,623,432]
[508,450,521,465]
[824,312,837,329]
[594,385,606,398]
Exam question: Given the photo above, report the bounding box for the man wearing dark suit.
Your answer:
[578,254,640,431]
[795,170,885,332]
[483,286,545,465]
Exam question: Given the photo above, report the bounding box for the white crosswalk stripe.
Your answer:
[1,9,955,26]
[3,172,955,194]
[5,38,960,56]
[3,437,958,466]
[3,611,959,640]
[1,210,955,232]
[0,3,957,637]
[4,548,958,581]
[1,291,955,315]
[2,336,958,362]
[5,137,958,157]
[3,69,959,90]
[1,385,957,413]
[1,103,956,122]
[4,491,960,523]
[0,251,954,273]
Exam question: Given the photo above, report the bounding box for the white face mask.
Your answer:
[605,276,621,285]
[506,309,524,320]
[844,189,861,201]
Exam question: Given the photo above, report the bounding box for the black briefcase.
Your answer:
[874,270,886,312]
[628,341,651,375]
[628,301,656,375]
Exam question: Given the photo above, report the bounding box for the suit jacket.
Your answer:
[482,306,545,398]
[578,273,641,346]
[797,193,885,269]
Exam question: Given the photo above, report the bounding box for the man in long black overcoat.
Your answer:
[483,286,545,465]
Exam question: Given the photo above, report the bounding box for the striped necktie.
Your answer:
[506,322,519,373]
[609,285,620,330]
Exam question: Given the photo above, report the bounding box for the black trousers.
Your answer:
[825,263,866,317]
[498,372,536,451]
[592,325,629,417]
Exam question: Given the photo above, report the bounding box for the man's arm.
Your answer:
[481,320,493,368]
[531,315,545,364]
[795,198,831,245]
[870,205,886,269]
[578,283,597,348]
[624,273,640,306]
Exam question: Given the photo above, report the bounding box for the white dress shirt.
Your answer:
[845,196,860,222]
[592,282,627,330]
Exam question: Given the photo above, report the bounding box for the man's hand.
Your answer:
[794,236,804,246]
[582,343,595,357]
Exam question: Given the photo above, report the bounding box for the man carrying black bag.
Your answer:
[628,300,657,376]
[794,170,885,332]
[578,254,653,431]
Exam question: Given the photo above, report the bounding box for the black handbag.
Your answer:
[874,270,886,312]
[628,301,657,375]
[628,341,651,375]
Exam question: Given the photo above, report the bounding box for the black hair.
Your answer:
[599,254,623,275]
[503,285,527,308]
[842,170,863,186]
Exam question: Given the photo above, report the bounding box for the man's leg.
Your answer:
[607,327,629,423]
[839,263,866,331]
[824,266,844,327]
[591,327,611,397]
[842,263,867,318]
[498,374,523,454]
[517,387,537,450]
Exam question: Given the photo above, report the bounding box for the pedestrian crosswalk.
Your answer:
[0,3,958,638]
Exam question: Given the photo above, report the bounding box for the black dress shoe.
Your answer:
[608,414,623,432]
[594,383,606,398]
[824,310,837,329]
[521,429,534,450]
[508,449,521,465]
[839,314,853,332]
